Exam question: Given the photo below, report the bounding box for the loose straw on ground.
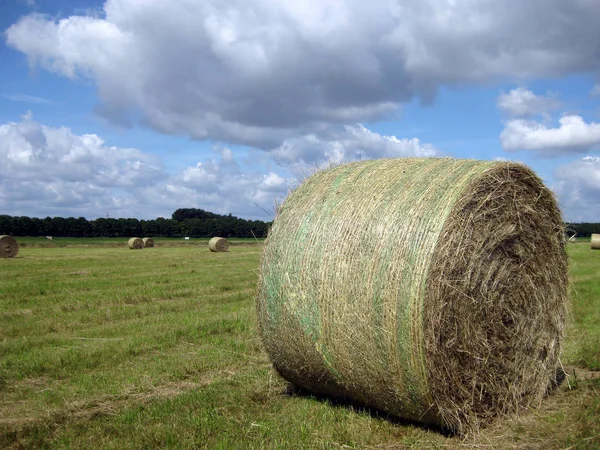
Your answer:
[128,237,143,249]
[257,158,568,435]
[209,237,229,252]
[0,235,19,258]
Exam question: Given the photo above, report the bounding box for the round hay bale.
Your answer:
[209,237,229,252]
[128,237,143,249]
[591,234,600,250]
[0,235,19,258]
[257,158,568,435]
[142,237,155,248]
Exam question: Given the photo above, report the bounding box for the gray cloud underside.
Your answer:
[6,0,600,147]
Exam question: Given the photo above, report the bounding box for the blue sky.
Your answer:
[1,0,599,221]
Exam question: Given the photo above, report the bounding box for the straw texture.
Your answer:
[591,234,600,250]
[142,238,155,248]
[209,237,229,252]
[128,237,143,249]
[0,235,19,258]
[257,158,568,435]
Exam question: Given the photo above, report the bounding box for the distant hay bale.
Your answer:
[209,237,229,252]
[0,235,19,258]
[592,234,600,250]
[257,158,568,435]
[128,237,143,249]
[142,238,155,248]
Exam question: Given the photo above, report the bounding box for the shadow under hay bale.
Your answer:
[142,237,155,248]
[591,234,600,250]
[128,237,143,249]
[0,235,19,258]
[257,158,568,435]
[282,377,454,437]
[209,237,229,252]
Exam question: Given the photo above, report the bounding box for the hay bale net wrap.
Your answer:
[0,235,19,258]
[128,237,143,249]
[209,237,229,252]
[142,237,155,248]
[591,234,600,250]
[257,158,568,434]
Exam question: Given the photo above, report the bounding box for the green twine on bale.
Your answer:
[256,158,568,435]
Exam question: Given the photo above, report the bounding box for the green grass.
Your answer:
[1,242,599,448]
[15,236,262,248]
[564,242,600,371]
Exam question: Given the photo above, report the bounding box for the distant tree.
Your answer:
[141,219,159,237]
[155,217,180,237]
[566,222,600,238]
[12,216,38,236]
[0,215,12,235]
[172,208,217,222]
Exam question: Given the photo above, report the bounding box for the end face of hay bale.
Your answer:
[591,233,600,250]
[208,237,229,252]
[0,235,19,258]
[257,158,568,435]
[128,237,143,249]
[142,237,155,248]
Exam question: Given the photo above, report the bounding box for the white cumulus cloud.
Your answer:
[500,115,600,155]
[0,115,440,219]
[497,88,559,117]
[272,124,439,175]
[0,115,295,219]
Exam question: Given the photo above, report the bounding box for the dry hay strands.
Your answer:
[128,237,144,249]
[0,235,19,258]
[591,233,600,250]
[142,237,155,248]
[209,237,229,252]
[257,158,568,435]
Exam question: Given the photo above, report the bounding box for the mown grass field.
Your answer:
[1,239,599,449]
[15,237,261,248]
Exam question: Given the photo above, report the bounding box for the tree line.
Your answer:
[565,222,600,238]
[0,208,271,238]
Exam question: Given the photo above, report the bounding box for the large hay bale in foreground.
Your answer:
[257,158,568,435]
[142,237,155,248]
[0,235,19,258]
[128,237,143,249]
[591,234,600,250]
[209,237,229,252]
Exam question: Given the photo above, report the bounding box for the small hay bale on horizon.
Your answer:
[142,237,155,248]
[592,233,600,250]
[128,237,143,249]
[0,235,19,258]
[257,158,568,435]
[208,237,229,252]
